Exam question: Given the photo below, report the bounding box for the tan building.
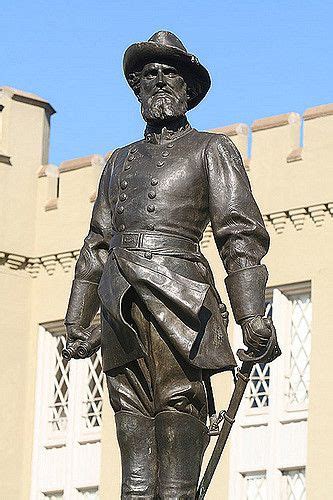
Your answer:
[1,85,332,500]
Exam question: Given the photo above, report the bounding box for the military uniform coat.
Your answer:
[73,123,269,373]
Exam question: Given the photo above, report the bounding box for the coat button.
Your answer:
[151,178,159,186]
[148,191,156,199]
[119,193,127,201]
[127,155,135,162]
[117,205,124,214]
[120,180,128,189]
[130,147,137,153]
[119,224,126,231]
[147,204,155,212]
[156,161,165,167]
[147,223,155,230]
[161,151,170,157]
[167,143,174,148]
[124,164,131,170]
[144,251,152,259]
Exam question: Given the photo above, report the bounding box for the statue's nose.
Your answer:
[156,69,166,88]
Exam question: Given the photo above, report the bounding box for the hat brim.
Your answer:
[123,41,211,110]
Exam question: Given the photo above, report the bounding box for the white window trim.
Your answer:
[228,283,310,500]
[30,322,103,500]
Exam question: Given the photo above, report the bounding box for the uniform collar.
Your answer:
[144,118,192,144]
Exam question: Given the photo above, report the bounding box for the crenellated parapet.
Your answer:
[2,86,332,267]
[31,101,333,256]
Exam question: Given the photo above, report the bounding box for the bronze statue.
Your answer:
[64,31,280,499]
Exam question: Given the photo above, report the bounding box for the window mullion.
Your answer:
[266,289,292,499]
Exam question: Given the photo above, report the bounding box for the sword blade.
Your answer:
[196,361,253,500]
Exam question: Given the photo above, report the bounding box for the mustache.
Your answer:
[151,87,176,97]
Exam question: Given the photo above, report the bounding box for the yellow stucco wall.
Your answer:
[0,87,332,499]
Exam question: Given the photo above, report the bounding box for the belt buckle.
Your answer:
[121,233,140,248]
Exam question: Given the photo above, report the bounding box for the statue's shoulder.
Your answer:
[191,129,230,149]
[106,139,144,164]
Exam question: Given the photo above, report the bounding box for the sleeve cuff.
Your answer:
[225,265,268,323]
[65,279,100,327]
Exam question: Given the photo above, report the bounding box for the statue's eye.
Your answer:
[144,70,158,79]
[164,68,177,77]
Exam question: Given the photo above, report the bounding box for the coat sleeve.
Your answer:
[205,134,270,323]
[73,150,117,284]
[65,150,118,327]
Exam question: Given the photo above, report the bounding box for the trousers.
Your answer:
[106,291,209,499]
[106,292,208,421]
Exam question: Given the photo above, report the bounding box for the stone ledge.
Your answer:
[37,164,59,178]
[37,165,47,177]
[303,103,333,121]
[252,112,300,132]
[287,147,303,163]
[209,123,248,136]
[0,86,56,115]
[0,152,11,165]
[59,155,95,173]
[89,190,97,203]
[45,198,58,211]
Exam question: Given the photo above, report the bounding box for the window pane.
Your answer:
[82,351,103,429]
[247,301,272,409]
[283,469,306,499]
[248,363,270,409]
[48,335,70,433]
[245,473,267,500]
[288,294,312,405]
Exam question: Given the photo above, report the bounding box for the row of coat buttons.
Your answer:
[120,178,159,190]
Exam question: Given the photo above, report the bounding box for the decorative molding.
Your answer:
[0,250,79,278]
[287,147,303,163]
[200,224,213,249]
[263,202,333,234]
[209,123,248,137]
[303,103,333,121]
[0,86,56,115]
[0,152,11,165]
[252,112,300,132]
[201,202,333,246]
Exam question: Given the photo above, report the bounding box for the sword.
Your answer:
[196,319,281,500]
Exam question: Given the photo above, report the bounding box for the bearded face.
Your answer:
[139,63,188,124]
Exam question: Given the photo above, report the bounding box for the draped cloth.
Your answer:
[99,246,236,373]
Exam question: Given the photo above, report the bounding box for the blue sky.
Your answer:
[3,0,332,164]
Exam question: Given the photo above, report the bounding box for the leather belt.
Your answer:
[110,231,199,253]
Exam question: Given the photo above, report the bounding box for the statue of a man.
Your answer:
[65,31,274,499]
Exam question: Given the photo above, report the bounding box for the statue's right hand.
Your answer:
[64,324,91,360]
[64,323,101,360]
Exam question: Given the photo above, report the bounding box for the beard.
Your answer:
[141,91,188,123]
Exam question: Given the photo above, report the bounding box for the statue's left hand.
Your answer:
[240,316,272,355]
